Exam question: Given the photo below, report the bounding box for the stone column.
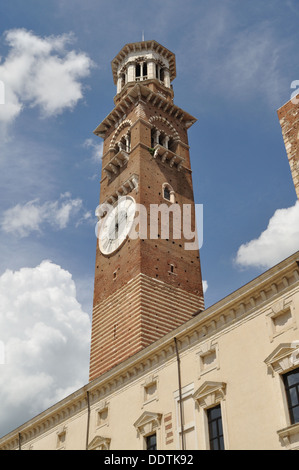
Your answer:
[147,60,156,80]
[127,63,135,82]
[117,75,122,94]
[164,69,171,88]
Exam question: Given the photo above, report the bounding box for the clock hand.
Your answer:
[117,213,127,225]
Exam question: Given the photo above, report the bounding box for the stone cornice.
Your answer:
[1,252,298,449]
[93,84,197,138]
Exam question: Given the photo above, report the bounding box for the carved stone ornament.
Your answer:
[264,342,299,376]
[88,435,111,450]
[133,411,162,436]
[192,381,226,408]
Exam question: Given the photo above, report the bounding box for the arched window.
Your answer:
[162,183,175,203]
[117,132,131,153]
[151,128,170,149]
[164,186,171,201]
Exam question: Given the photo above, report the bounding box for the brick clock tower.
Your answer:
[89,41,204,381]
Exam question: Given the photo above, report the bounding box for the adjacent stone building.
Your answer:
[0,41,298,451]
[278,94,299,200]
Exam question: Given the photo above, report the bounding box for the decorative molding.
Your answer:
[103,149,130,180]
[134,411,162,436]
[277,422,299,450]
[100,174,139,205]
[141,374,159,407]
[193,381,226,408]
[109,119,133,149]
[149,115,180,141]
[163,413,173,446]
[266,297,296,342]
[151,144,185,171]
[134,103,146,119]
[196,341,219,377]
[88,435,111,451]
[93,84,197,138]
[56,425,67,450]
[264,342,299,376]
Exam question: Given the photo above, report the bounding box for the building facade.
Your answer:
[0,41,299,451]
[0,251,298,450]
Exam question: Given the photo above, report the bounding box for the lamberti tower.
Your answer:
[89,41,204,381]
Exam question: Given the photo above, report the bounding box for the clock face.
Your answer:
[98,196,136,255]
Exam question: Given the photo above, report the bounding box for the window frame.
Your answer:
[283,368,299,425]
[133,411,162,450]
[145,433,157,451]
[207,404,225,450]
[193,381,228,450]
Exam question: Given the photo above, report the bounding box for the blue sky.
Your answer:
[0,0,299,437]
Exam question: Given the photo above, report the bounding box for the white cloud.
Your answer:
[82,138,103,181]
[0,260,91,436]
[203,280,208,294]
[235,201,299,269]
[83,138,103,163]
[0,28,94,124]
[1,193,89,237]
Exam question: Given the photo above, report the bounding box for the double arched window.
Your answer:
[117,132,131,153]
[135,62,148,81]
[151,128,175,152]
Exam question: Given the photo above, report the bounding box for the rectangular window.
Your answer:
[146,433,156,450]
[207,405,224,450]
[283,368,299,424]
[97,407,108,427]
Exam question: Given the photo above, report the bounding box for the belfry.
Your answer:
[89,41,205,381]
